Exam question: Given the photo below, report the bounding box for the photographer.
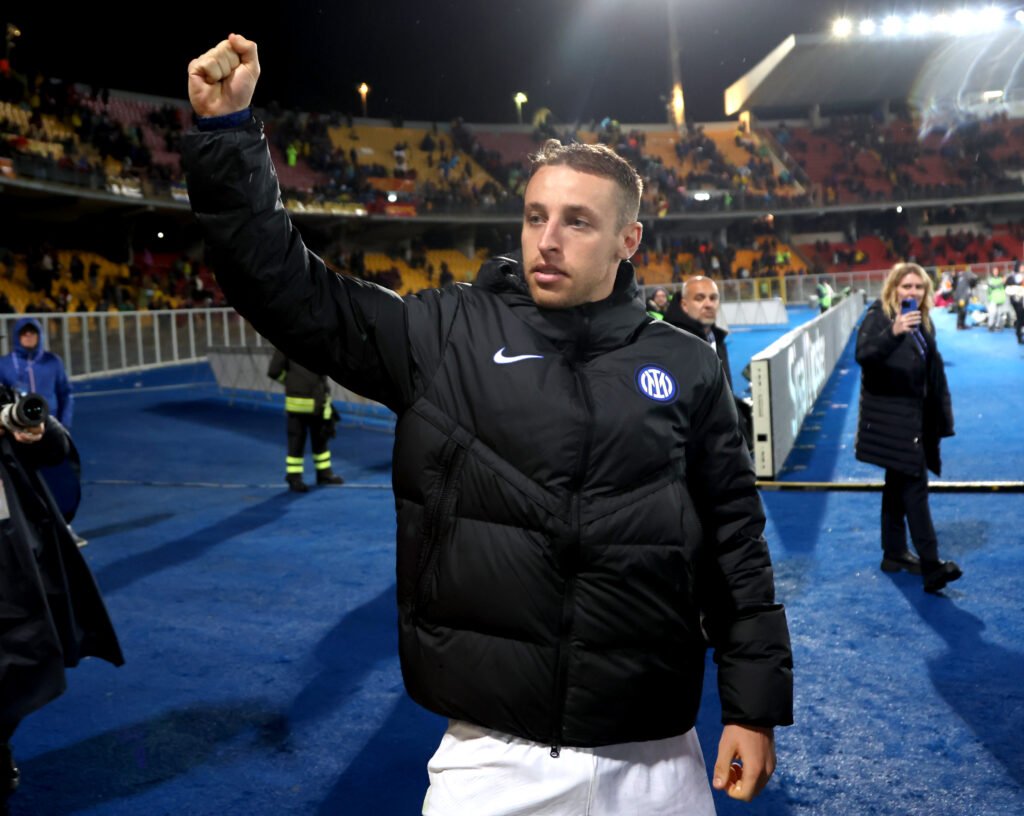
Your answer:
[0,385,123,812]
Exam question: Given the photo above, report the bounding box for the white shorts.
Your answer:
[422,720,716,816]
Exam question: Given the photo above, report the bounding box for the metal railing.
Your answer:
[640,260,1014,308]
[0,308,266,379]
[2,259,1008,380]
[640,270,891,306]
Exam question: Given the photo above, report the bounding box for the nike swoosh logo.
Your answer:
[493,347,544,365]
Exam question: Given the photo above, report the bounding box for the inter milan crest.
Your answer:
[636,365,677,403]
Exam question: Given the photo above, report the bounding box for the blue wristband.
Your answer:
[196,107,254,131]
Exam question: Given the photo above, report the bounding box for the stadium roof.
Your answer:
[724,28,1024,118]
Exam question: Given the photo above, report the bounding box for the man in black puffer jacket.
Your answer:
[184,34,792,815]
[664,276,734,389]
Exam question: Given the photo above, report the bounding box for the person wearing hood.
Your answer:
[183,34,792,815]
[0,318,83,545]
[0,318,73,429]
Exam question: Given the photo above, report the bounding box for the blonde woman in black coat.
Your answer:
[855,263,963,593]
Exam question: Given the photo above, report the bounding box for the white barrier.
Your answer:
[749,292,865,479]
[206,345,393,429]
[720,298,788,326]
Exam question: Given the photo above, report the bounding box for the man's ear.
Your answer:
[618,221,643,260]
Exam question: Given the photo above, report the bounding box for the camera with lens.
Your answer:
[0,384,50,433]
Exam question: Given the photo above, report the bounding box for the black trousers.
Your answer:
[1011,299,1024,341]
[956,300,968,329]
[287,413,331,460]
[881,468,939,563]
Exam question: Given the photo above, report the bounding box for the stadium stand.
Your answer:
[2,51,1024,315]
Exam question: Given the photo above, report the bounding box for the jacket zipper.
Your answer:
[550,317,594,757]
[415,438,466,612]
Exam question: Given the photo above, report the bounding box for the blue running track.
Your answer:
[7,306,1023,815]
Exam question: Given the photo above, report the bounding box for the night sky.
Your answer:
[4,1,979,124]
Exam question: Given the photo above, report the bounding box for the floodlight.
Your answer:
[979,6,1005,31]
[513,91,528,124]
[931,13,953,34]
[693,192,711,202]
[832,18,853,38]
[896,205,903,214]
[982,89,1005,101]
[387,193,398,203]
[859,18,877,35]
[907,13,931,35]
[1016,9,1024,24]
[950,9,976,35]
[882,15,904,35]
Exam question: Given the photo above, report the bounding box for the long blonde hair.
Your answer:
[881,262,934,332]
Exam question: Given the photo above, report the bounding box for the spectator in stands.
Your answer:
[645,286,669,318]
[185,33,792,814]
[438,261,453,287]
[267,348,344,493]
[855,263,962,593]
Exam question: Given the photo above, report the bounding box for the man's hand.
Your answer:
[712,724,776,802]
[0,422,45,444]
[188,33,260,117]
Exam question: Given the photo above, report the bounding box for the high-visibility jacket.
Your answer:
[267,349,332,419]
[987,275,1007,306]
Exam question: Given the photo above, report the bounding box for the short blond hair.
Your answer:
[528,139,643,228]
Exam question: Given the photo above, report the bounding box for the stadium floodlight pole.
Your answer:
[666,0,686,133]
[357,83,370,118]
[514,92,528,125]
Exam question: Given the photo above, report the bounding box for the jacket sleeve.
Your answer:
[182,121,417,413]
[930,348,955,439]
[267,349,288,383]
[9,416,72,470]
[688,362,794,727]
[855,306,901,366]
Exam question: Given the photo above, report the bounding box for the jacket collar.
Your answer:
[475,251,650,359]
[664,298,728,341]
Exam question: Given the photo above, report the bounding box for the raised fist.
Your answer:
[188,33,260,117]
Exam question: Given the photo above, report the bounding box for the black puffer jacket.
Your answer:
[855,300,954,477]
[0,418,123,731]
[663,297,734,389]
[183,121,793,747]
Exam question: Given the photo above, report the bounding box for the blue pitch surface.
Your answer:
[7,307,1024,815]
